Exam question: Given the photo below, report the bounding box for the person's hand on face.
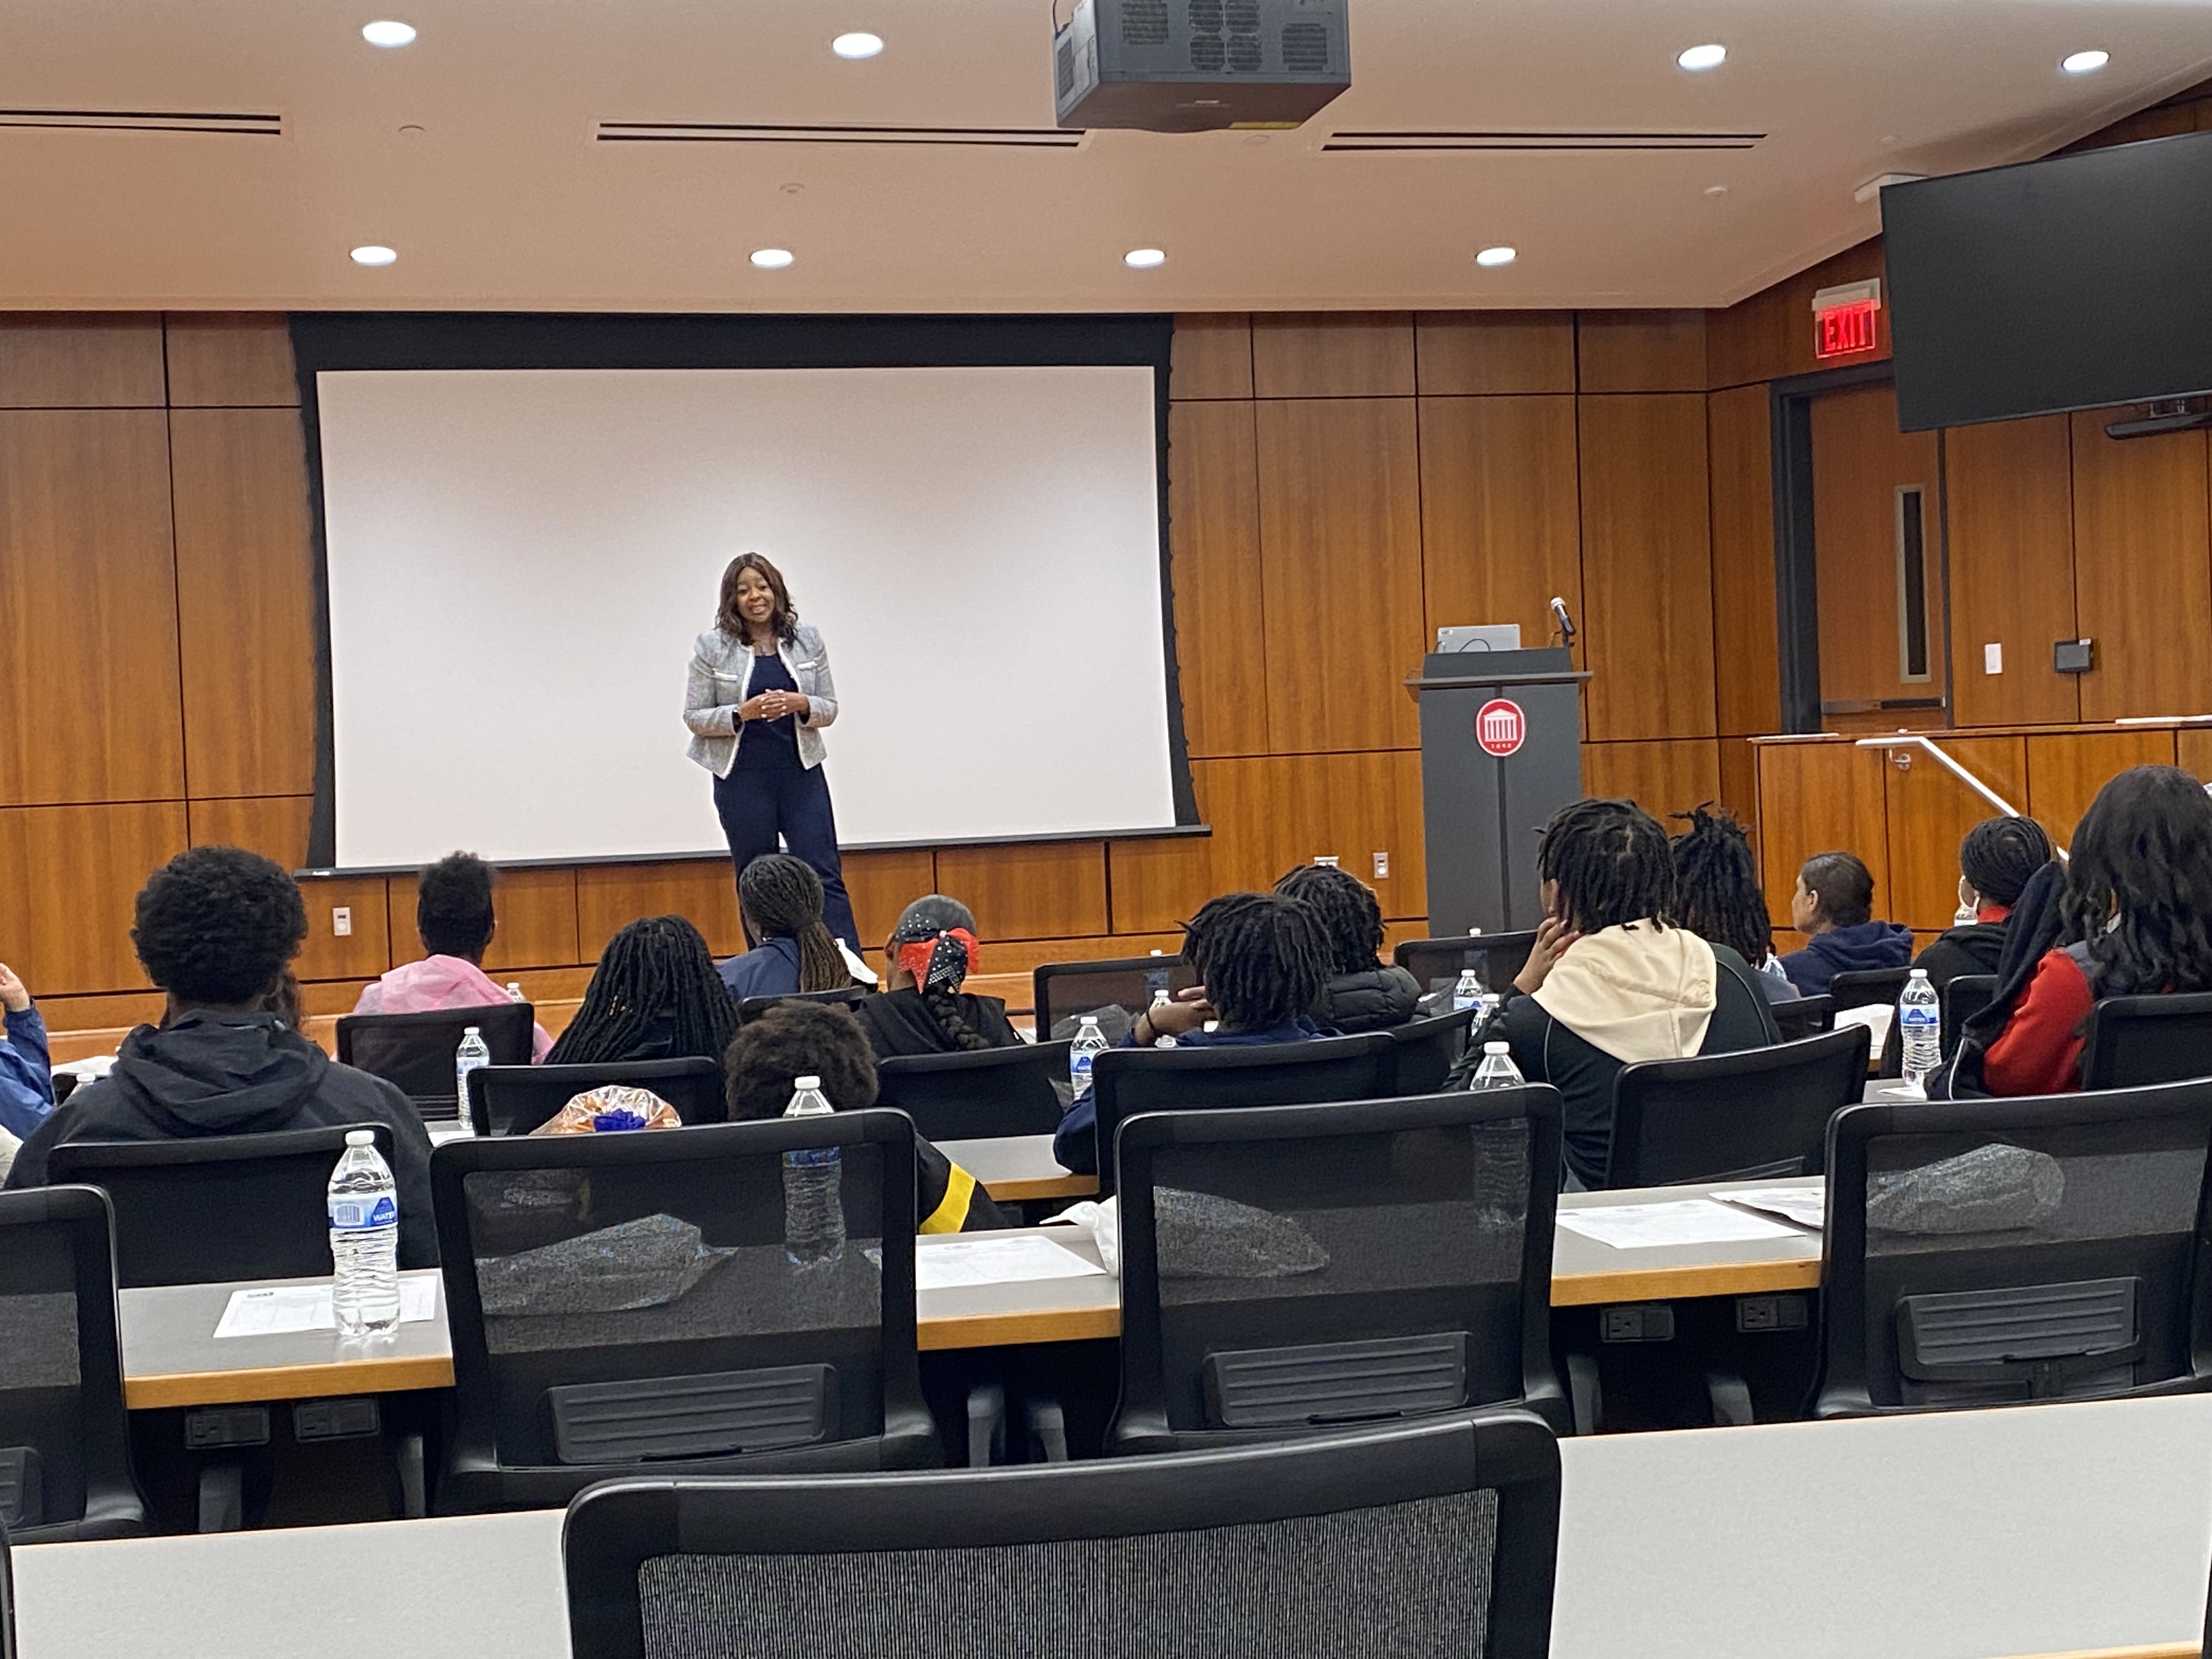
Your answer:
[0,962,29,1014]
[1513,916,1581,996]
[1146,984,1216,1038]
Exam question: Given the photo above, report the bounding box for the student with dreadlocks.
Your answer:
[1669,805,1796,1003]
[715,853,856,1002]
[1273,864,1422,1032]
[1982,767,2212,1095]
[354,851,554,1060]
[549,914,738,1066]
[853,895,1025,1059]
[1461,798,1781,1188]
[1051,891,1328,1175]
[1913,815,2056,990]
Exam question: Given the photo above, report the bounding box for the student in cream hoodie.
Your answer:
[1460,798,1782,1188]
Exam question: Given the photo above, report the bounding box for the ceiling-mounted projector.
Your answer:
[1053,0,1351,133]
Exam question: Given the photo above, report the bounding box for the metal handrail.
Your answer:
[1853,734,2069,859]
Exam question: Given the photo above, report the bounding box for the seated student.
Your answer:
[1273,864,1422,1032]
[1465,798,1781,1188]
[1983,766,2212,1096]
[852,895,1024,1059]
[354,851,552,1062]
[1777,850,1915,996]
[4,847,437,1266]
[715,854,855,1002]
[0,960,57,1142]
[1915,815,2056,990]
[724,1000,1009,1233]
[1669,805,1796,1003]
[1053,891,1327,1175]
[550,914,737,1066]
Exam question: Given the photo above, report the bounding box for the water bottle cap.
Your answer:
[1079,1014,1101,1028]
[464,1025,481,1036]
[1908,968,1930,980]
[1485,1041,1511,1055]
[795,1075,821,1090]
[346,1129,374,1146]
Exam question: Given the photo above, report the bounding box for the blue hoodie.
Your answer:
[1779,921,1916,997]
[0,1003,57,1140]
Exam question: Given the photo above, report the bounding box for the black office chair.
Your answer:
[0,1187,148,1542]
[1086,1032,1396,1197]
[1383,1004,1481,1095]
[2081,994,2212,1091]
[874,1040,1071,1142]
[1770,994,1836,1042]
[1604,1026,1871,1188]
[1940,975,1999,1060]
[736,986,870,1026]
[48,1125,398,1287]
[1827,967,1910,1014]
[563,1408,1562,1659]
[1814,1080,2212,1417]
[1032,955,1196,1041]
[1109,1090,1567,1456]
[1395,933,1538,1001]
[430,1114,940,1514]
[0,1514,13,1659]
[336,1003,536,1124]
[466,1059,727,1137]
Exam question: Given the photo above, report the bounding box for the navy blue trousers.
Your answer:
[712,760,860,950]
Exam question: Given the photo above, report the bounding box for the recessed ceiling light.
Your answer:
[1475,245,1517,268]
[832,31,884,59]
[750,247,795,269]
[1703,184,1729,197]
[1124,247,1166,268]
[1677,43,1726,71]
[2061,48,2109,74]
[350,244,397,266]
[361,19,416,47]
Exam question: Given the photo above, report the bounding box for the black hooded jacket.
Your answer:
[1314,965,1424,1034]
[5,1012,439,1267]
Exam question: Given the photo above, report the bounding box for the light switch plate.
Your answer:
[1983,642,2002,675]
[332,906,353,938]
[1373,851,1390,879]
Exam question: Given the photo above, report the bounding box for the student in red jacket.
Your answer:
[1983,766,2212,1095]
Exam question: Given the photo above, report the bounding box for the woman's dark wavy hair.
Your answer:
[1181,892,1328,1030]
[1669,804,1770,966]
[416,851,496,961]
[715,552,799,645]
[723,1000,879,1121]
[1538,798,1677,933]
[740,854,851,993]
[889,894,996,1052]
[549,914,737,1066]
[1798,851,1875,929]
[1272,864,1386,977]
[1959,815,2055,910]
[133,845,308,1007]
[2061,765,2212,997]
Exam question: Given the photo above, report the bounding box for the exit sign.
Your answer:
[1812,278,1882,360]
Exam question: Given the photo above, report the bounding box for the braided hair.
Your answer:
[1537,798,1677,933]
[548,914,737,1065]
[1181,892,1328,1030]
[888,895,994,1051]
[2061,765,2212,997]
[738,854,851,993]
[1960,815,2055,909]
[1273,864,1385,977]
[1669,804,1771,966]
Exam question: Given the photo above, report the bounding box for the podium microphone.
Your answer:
[1549,596,1577,651]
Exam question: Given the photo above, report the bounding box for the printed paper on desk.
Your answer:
[1718,1186,1827,1231]
[913,1234,1109,1291]
[213,1277,439,1339]
[1556,1199,1801,1251]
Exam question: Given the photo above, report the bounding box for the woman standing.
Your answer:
[685,554,859,949]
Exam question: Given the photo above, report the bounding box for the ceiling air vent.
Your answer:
[1323,128,1762,153]
[0,108,281,136]
[597,121,1082,149]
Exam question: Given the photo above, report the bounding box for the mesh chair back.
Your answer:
[48,1125,397,1288]
[1087,1033,1396,1197]
[1606,1027,1871,1188]
[735,986,868,1026]
[1110,1091,1566,1456]
[467,1060,728,1138]
[1828,967,1910,1013]
[1,1514,13,1659]
[873,1041,1071,1141]
[1033,955,1196,1041]
[336,1003,536,1122]
[1940,976,1999,1060]
[563,1408,1561,1659]
[1385,1005,1480,1095]
[1394,934,1538,1002]
[0,1187,145,1543]
[2081,994,2212,1091]
[1815,1080,2212,1417]
[430,1114,938,1514]
[1771,995,1836,1041]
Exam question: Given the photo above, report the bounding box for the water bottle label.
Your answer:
[1900,1007,1941,1028]
[330,1195,396,1229]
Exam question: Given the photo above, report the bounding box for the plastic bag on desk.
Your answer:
[530,1085,683,1136]
[1043,1196,1120,1276]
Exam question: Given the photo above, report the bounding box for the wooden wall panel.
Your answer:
[1575,311,1708,393]
[1107,826,1224,938]
[1167,400,1269,757]
[2025,729,2179,846]
[187,794,312,865]
[1707,384,1781,736]
[384,866,582,972]
[1169,315,1252,399]
[1707,240,1888,390]
[1582,738,1722,826]
[1418,395,1581,647]
[1946,415,2080,727]
[576,863,745,960]
[2179,727,2212,782]
[934,843,1108,941]
[0,802,188,995]
[1809,382,1942,710]
[1578,394,1717,741]
[292,875,396,983]
[163,315,298,407]
[0,316,166,408]
[1882,735,2028,933]
[1753,740,1889,930]
[0,409,184,805]
[1413,313,1575,395]
[2069,417,2212,721]
[1299,749,1426,921]
[171,408,319,798]
[842,849,937,948]
[1250,314,1415,398]
[1716,736,1760,835]
[1255,398,1425,752]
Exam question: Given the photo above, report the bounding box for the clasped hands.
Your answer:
[738,689,809,723]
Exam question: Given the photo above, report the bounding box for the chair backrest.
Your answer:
[1086,1033,1396,1197]
[335,1003,536,1122]
[0,1186,145,1543]
[1393,933,1538,1001]
[1815,1080,2212,1417]
[1939,975,1998,1060]
[47,1124,397,1288]
[735,986,870,1026]
[1032,955,1197,1040]
[2081,994,2212,1091]
[1605,1027,1872,1188]
[562,1408,1561,1659]
[467,1059,729,1138]
[0,1513,13,1659]
[430,1114,936,1515]
[1770,994,1836,1042]
[873,1040,1071,1142]
[1827,967,1909,1013]
[1384,1005,1480,1095]
[1110,1090,1566,1456]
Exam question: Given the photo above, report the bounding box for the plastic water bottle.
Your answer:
[1071,1013,1109,1090]
[505,981,524,1002]
[328,1131,400,1335]
[1453,967,1486,1012]
[782,1074,844,1267]
[1470,1041,1525,1090]
[451,1025,489,1136]
[1148,988,1178,1049]
[1899,968,1942,1093]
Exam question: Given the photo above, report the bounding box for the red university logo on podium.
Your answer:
[1474,698,1526,758]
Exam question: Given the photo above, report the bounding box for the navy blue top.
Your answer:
[1051,1018,1321,1175]
[732,651,800,770]
[717,936,802,1001]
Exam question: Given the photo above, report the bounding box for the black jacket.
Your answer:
[5,1012,440,1268]
[1314,966,1423,1034]
[1912,922,2008,990]
[853,989,1023,1060]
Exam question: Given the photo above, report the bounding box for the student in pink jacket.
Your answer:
[353,853,552,1062]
